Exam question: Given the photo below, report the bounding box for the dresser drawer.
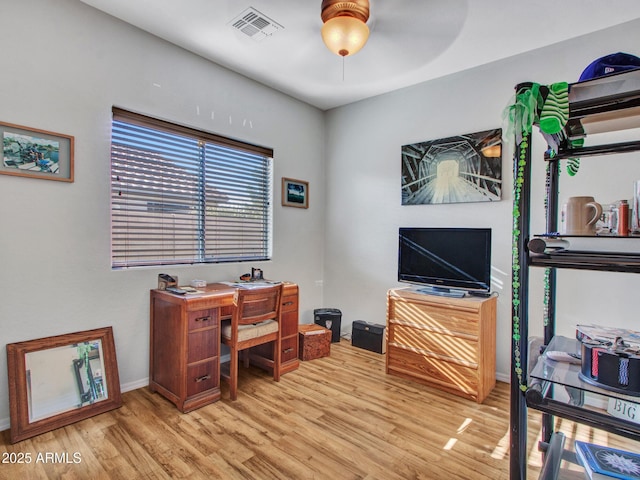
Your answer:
[389,324,478,365]
[187,309,217,331]
[186,360,218,397]
[390,299,480,336]
[387,344,478,394]
[187,328,217,363]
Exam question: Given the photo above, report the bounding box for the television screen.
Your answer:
[398,227,492,295]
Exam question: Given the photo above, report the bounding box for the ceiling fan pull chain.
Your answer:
[342,55,345,82]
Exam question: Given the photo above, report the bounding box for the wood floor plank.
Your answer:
[1,340,637,479]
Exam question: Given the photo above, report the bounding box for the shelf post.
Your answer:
[541,158,560,443]
[544,159,560,339]
[511,124,533,480]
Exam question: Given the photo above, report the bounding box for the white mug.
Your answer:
[563,196,603,235]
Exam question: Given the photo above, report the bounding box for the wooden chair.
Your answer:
[220,284,283,401]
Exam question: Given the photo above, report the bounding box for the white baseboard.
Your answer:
[121,378,149,393]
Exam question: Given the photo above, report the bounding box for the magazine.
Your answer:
[576,324,640,348]
[575,441,640,480]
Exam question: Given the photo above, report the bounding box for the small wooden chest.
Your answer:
[298,324,331,361]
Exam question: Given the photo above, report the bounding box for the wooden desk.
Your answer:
[149,282,299,412]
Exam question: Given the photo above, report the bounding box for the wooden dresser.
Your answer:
[386,288,497,403]
[149,282,299,412]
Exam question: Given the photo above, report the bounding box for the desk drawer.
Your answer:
[188,309,217,331]
[188,328,217,363]
[186,360,218,397]
[250,336,298,363]
[390,299,479,336]
[281,336,298,363]
[282,294,298,313]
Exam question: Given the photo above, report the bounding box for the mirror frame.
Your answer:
[7,326,122,443]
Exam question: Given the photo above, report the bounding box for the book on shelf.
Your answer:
[575,440,640,479]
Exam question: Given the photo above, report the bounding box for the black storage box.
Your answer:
[314,308,342,343]
[352,320,386,354]
[580,342,640,395]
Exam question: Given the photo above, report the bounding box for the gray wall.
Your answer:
[323,18,640,382]
[0,0,326,427]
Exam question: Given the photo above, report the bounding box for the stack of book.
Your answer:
[575,441,640,479]
[576,325,640,348]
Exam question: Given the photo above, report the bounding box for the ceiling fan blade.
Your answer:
[347,0,468,78]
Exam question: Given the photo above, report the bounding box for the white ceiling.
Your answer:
[80,0,640,110]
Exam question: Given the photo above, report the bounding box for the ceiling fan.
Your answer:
[320,0,371,57]
[314,0,469,78]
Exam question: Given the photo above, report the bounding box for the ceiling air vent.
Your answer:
[229,7,283,42]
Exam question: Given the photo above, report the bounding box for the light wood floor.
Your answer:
[0,340,635,479]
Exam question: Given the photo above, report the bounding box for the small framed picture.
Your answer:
[282,177,309,209]
[1,121,74,182]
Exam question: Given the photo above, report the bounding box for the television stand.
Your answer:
[413,286,466,298]
[386,287,497,403]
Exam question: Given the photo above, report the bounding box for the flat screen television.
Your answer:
[398,227,492,296]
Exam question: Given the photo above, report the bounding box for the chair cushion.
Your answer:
[221,319,278,342]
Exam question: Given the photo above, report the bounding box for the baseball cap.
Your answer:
[578,52,640,81]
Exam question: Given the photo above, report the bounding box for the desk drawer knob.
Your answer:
[283,301,294,306]
[283,347,293,354]
[195,316,211,323]
[195,374,211,383]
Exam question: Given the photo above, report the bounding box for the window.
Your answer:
[110,108,273,268]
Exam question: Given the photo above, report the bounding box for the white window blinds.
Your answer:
[110,108,272,268]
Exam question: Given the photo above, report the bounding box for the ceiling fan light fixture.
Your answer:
[320,0,370,57]
[321,16,369,57]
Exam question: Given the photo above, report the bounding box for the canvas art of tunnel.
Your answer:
[401,128,502,205]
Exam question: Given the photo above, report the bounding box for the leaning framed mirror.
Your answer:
[6,326,121,443]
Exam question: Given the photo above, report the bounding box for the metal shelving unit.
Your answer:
[510,69,640,480]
